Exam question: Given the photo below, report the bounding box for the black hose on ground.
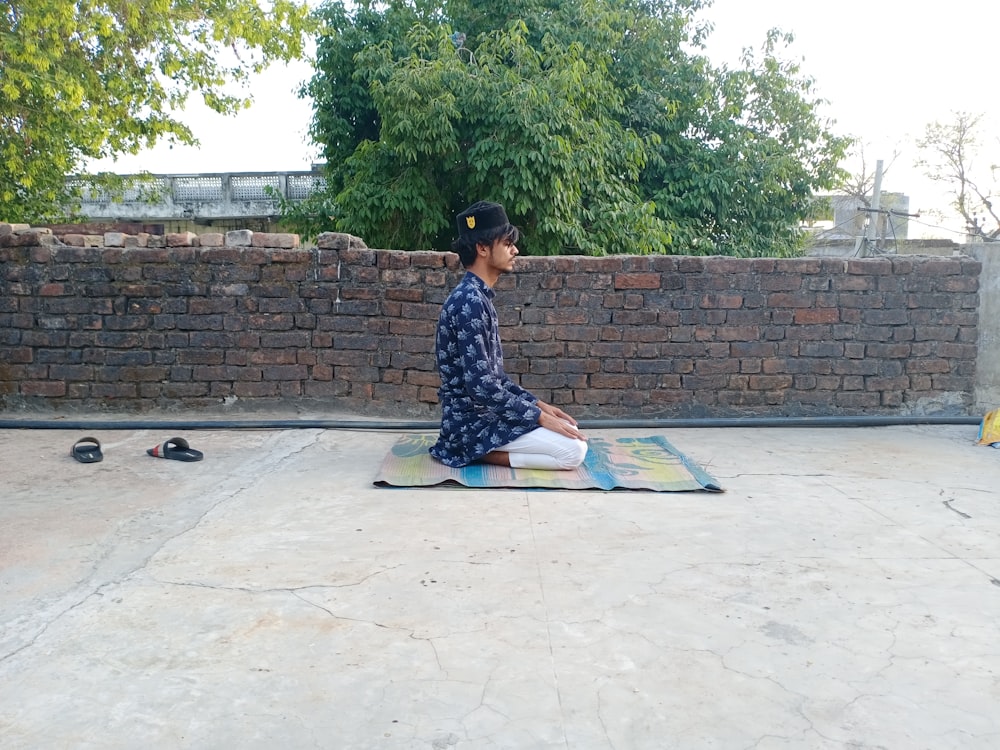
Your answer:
[0,415,982,431]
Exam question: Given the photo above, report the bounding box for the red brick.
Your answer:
[794,308,839,324]
[614,272,660,290]
[21,381,66,396]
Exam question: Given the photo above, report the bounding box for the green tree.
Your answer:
[916,111,999,240]
[301,0,848,255]
[1,0,316,221]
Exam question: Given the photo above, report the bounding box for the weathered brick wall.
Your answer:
[0,224,981,417]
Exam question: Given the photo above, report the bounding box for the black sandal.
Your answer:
[71,437,103,463]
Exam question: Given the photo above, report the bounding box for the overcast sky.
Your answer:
[91,0,999,239]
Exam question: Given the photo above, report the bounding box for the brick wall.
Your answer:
[0,224,981,417]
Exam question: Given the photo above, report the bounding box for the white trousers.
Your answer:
[498,425,588,470]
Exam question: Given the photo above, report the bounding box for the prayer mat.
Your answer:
[373,433,723,492]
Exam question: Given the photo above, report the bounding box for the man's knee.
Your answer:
[556,439,588,469]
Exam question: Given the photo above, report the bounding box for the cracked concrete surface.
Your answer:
[1,422,1000,749]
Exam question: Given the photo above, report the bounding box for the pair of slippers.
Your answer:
[71,437,204,463]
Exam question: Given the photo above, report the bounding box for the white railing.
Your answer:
[69,171,326,220]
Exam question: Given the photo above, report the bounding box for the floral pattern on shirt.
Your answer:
[430,271,541,467]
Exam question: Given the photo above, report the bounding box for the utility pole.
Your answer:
[860,159,884,257]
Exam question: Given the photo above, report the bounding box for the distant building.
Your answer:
[805,192,910,242]
[55,170,325,235]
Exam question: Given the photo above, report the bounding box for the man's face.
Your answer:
[481,236,519,273]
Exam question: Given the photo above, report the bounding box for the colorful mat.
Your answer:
[374,434,723,492]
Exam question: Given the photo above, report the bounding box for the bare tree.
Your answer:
[836,141,900,209]
[916,111,999,240]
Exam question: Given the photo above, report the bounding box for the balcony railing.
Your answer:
[68,171,325,221]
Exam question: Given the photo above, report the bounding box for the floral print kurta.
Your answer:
[430,272,541,467]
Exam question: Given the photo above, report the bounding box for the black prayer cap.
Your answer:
[456,201,510,238]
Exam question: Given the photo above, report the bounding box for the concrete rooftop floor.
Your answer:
[1,419,999,749]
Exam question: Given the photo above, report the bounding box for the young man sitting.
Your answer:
[430,201,588,470]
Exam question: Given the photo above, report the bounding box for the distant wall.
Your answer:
[0,224,984,418]
[807,239,963,257]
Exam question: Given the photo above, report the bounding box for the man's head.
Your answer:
[452,201,520,268]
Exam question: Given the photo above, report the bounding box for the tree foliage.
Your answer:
[1,0,316,221]
[301,0,849,255]
[916,111,999,241]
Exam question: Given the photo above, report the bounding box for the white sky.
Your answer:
[700,0,1000,240]
[91,0,999,240]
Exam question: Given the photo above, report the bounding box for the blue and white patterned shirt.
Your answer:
[430,271,542,467]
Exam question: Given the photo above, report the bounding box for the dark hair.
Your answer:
[451,223,520,267]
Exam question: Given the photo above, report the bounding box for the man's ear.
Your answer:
[475,241,490,258]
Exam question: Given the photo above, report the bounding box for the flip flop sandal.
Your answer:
[71,436,103,463]
[147,437,204,462]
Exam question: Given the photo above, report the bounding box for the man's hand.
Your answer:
[537,400,587,440]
